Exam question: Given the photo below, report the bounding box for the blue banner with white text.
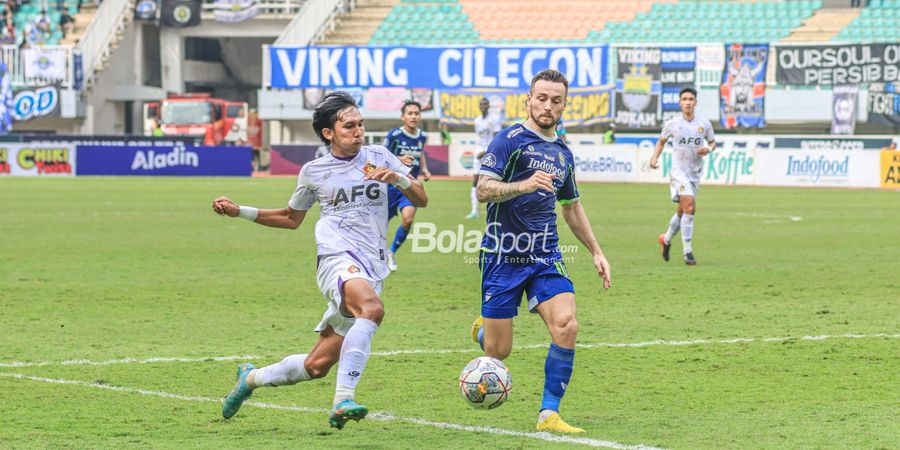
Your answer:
[76,144,252,176]
[267,45,609,90]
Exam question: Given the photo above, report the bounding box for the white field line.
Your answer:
[0,355,261,368]
[2,333,897,368]
[371,332,900,356]
[0,372,661,450]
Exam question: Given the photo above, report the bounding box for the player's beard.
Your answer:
[529,107,559,130]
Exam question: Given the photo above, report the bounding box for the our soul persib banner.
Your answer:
[720,43,768,129]
[775,43,900,86]
[268,45,609,90]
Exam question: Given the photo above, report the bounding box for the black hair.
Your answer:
[530,69,569,94]
[401,99,421,114]
[679,86,698,98]
[312,91,358,144]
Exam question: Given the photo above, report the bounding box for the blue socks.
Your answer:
[390,225,410,253]
[541,343,575,413]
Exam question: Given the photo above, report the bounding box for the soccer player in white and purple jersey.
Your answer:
[466,96,502,219]
[470,69,612,433]
[211,91,427,430]
[650,87,716,265]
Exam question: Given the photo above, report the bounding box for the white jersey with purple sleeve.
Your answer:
[288,145,411,281]
[660,115,715,183]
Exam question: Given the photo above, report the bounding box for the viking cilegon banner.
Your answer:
[267,45,609,90]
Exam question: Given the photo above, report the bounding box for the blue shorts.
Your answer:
[479,251,574,319]
[387,185,415,220]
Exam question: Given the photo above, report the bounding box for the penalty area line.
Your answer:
[0,372,662,450]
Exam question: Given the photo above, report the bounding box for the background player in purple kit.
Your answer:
[384,100,431,271]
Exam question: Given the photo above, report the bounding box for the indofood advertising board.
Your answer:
[755,148,880,188]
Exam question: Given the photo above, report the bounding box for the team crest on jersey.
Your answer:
[481,153,497,168]
[348,265,360,273]
[559,153,565,165]
[698,127,704,133]
[363,162,377,174]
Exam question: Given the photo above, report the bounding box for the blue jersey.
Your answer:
[478,123,578,257]
[385,127,427,179]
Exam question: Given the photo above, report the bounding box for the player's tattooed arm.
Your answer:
[476,171,554,203]
[476,177,523,203]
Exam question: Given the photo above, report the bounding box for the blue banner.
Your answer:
[720,43,768,129]
[660,47,696,124]
[76,144,252,176]
[268,45,609,90]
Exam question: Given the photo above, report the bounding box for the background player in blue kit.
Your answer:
[385,100,431,271]
[470,70,612,433]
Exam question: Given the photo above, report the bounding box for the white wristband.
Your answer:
[238,206,259,221]
[393,175,411,189]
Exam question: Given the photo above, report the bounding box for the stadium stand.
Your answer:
[365,0,839,46]
[10,0,83,46]
[588,0,821,44]
[834,0,900,41]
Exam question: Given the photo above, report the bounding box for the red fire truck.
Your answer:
[144,94,249,145]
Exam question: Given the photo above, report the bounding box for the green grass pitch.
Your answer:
[1,176,897,449]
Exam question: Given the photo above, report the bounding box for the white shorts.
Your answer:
[314,253,383,336]
[670,177,699,202]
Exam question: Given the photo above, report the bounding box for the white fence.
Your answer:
[1,45,75,88]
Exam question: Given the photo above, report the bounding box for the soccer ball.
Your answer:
[458,356,512,409]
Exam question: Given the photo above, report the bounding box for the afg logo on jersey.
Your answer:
[481,153,497,168]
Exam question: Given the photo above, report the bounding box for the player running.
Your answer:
[211,92,427,429]
[384,100,431,271]
[470,70,612,433]
[650,87,716,265]
[466,97,501,219]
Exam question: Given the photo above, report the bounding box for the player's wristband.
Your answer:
[238,206,258,221]
[393,175,412,189]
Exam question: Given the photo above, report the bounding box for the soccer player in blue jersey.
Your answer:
[384,100,431,271]
[470,69,612,433]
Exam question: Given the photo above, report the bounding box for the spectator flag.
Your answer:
[214,0,259,23]
[161,0,201,27]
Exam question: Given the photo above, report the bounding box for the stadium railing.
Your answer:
[274,0,354,46]
[1,44,75,88]
[76,0,131,89]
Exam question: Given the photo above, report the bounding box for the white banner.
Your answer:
[449,144,482,177]
[213,0,259,23]
[0,144,76,176]
[570,144,638,183]
[755,148,880,188]
[634,135,770,185]
[22,49,67,80]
